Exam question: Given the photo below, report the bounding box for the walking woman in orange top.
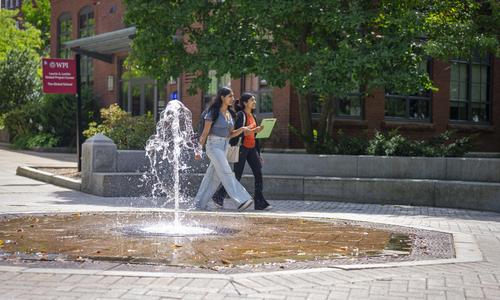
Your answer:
[213,93,271,210]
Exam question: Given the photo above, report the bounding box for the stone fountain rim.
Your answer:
[0,209,479,274]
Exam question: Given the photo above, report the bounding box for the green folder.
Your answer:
[255,118,277,139]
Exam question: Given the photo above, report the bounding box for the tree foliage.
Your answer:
[22,0,51,52]
[125,0,499,152]
[0,9,42,61]
[0,49,41,114]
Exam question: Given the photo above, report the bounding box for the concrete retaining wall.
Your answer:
[81,134,500,213]
[111,150,500,183]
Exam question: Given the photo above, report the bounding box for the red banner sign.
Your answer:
[42,58,77,94]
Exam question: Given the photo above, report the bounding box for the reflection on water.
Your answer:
[0,212,412,267]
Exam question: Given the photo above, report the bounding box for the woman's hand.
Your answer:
[255,125,264,133]
[195,153,202,161]
[242,126,251,133]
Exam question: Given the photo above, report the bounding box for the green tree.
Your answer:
[0,49,41,114]
[22,0,51,52]
[125,0,499,152]
[0,9,42,61]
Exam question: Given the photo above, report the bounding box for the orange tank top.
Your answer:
[242,112,256,148]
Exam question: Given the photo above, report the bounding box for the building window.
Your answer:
[203,70,231,109]
[78,6,94,38]
[80,56,93,87]
[385,60,431,121]
[337,92,363,118]
[385,93,431,120]
[450,55,490,123]
[311,90,363,118]
[78,6,94,87]
[243,75,273,114]
[57,13,72,59]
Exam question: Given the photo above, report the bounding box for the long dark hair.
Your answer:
[237,92,255,113]
[208,87,235,121]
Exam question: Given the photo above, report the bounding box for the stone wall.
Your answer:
[81,134,500,212]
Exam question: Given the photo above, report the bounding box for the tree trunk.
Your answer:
[326,95,336,139]
[297,93,313,153]
[317,95,335,146]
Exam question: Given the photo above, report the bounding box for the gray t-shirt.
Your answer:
[205,111,234,137]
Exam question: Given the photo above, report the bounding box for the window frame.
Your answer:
[384,93,432,123]
[57,13,72,59]
[78,6,95,38]
[311,92,364,120]
[201,70,232,111]
[384,59,433,122]
[449,55,492,124]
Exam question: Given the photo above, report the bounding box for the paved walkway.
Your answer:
[1,145,500,299]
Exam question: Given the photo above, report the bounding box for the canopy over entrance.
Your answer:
[64,27,136,63]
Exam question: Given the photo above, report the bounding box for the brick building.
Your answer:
[50,0,500,151]
[0,0,22,10]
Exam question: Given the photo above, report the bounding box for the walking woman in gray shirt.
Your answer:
[194,87,254,211]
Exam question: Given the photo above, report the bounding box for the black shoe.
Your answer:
[238,199,254,212]
[213,198,224,209]
[255,204,272,211]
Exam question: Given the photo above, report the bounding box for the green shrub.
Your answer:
[0,49,41,114]
[334,130,369,155]
[366,130,414,156]
[38,87,99,146]
[366,130,475,157]
[11,132,59,149]
[4,100,42,139]
[292,125,474,157]
[84,104,155,150]
[4,86,98,148]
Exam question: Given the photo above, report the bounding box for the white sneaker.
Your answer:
[238,199,254,212]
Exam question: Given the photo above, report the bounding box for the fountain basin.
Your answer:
[0,212,453,270]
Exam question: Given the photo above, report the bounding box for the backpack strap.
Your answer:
[238,111,246,145]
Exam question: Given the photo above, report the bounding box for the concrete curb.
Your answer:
[16,166,81,191]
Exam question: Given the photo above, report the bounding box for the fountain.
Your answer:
[143,99,210,235]
[0,99,455,271]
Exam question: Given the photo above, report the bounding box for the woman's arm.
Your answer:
[244,125,263,136]
[229,126,250,138]
[198,120,213,147]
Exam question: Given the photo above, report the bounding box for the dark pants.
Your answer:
[213,145,270,209]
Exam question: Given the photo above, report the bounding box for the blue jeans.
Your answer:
[195,135,252,209]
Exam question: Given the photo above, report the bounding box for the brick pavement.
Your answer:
[1,146,500,299]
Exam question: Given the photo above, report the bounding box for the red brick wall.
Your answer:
[285,57,500,152]
[50,0,125,107]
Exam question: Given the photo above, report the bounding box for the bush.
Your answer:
[11,132,59,149]
[38,87,99,146]
[366,130,475,157]
[4,86,98,148]
[4,100,42,139]
[366,130,414,156]
[294,126,475,157]
[84,104,155,149]
[0,49,41,114]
